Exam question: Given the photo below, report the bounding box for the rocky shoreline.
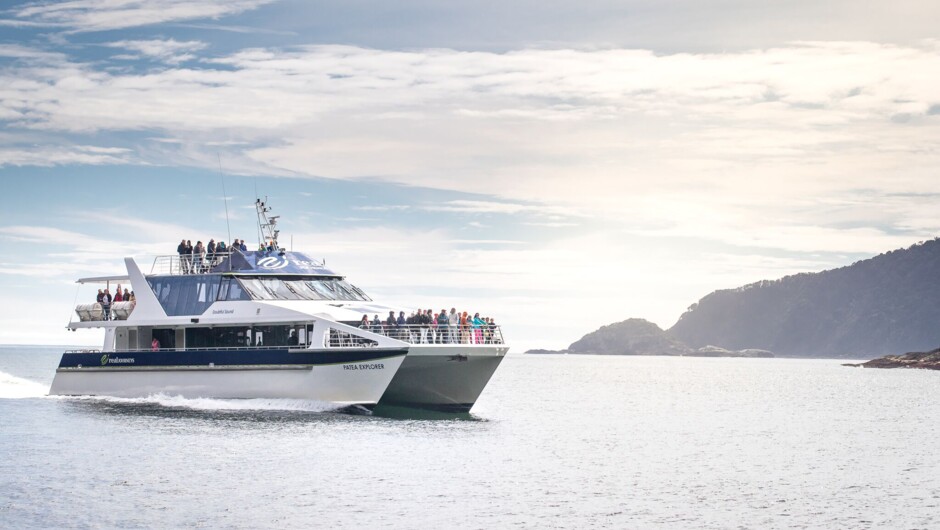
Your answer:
[526,318,776,357]
[525,345,774,358]
[849,347,940,370]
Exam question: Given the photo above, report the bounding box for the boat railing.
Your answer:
[342,324,505,346]
[150,254,229,275]
[112,344,306,353]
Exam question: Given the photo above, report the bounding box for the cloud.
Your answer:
[104,39,207,64]
[422,200,579,217]
[6,0,276,32]
[353,204,411,212]
[0,44,66,61]
[0,145,133,167]
[2,41,940,256]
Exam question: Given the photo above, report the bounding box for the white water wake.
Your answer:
[53,393,344,413]
[0,371,50,399]
[1,370,344,412]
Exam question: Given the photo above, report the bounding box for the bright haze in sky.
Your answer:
[1,0,939,349]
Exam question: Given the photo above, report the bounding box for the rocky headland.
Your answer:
[525,318,774,357]
[854,347,940,370]
[529,239,940,359]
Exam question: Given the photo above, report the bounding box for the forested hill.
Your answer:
[668,238,940,358]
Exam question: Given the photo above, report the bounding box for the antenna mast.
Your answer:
[218,154,232,244]
[255,197,280,251]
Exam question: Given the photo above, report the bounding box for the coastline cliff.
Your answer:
[668,238,940,358]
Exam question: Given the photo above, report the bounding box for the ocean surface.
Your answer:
[2,346,938,529]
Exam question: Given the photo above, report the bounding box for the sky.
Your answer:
[1,1,939,350]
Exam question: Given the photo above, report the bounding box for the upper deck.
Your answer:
[149,250,339,277]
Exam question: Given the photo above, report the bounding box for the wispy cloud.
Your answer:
[2,41,940,256]
[6,0,276,32]
[0,145,133,167]
[353,204,411,212]
[104,39,207,64]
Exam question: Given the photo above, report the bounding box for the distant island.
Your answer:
[849,347,940,370]
[526,318,774,357]
[529,238,940,359]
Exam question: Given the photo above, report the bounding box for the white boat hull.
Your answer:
[50,350,406,405]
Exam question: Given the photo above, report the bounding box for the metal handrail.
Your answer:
[352,323,504,345]
[78,344,310,353]
[151,254,229,275]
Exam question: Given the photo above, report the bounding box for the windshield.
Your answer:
[236,277,371,302]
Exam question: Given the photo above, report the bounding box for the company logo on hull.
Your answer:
[99,354,136,366]
[257,256,289,269]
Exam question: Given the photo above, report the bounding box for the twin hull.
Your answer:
[378,346,507,412]
[50,345,508,410]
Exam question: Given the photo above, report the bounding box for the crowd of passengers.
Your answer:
[176,238,277,274]
[95,284,136,321]
[358,308,502,344]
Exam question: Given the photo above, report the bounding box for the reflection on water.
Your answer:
[58,398,372,424]
[371,403,480,421]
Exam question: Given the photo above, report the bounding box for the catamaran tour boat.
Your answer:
[50,199,509,412]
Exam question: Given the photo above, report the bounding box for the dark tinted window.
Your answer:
[147,275,224,316]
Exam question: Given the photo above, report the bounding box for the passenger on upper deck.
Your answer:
[194,241,206,273]
[123,288,131,303]
[371,314,383,335]
[101,289,112,320]
[114,285,123,302]
[448,308,459,344]
[438,310,449,344]
[176,239,188,273]
[472,312,485,344]
[239,239,248,252]
[460,311,470,344]
[186,240,194,272]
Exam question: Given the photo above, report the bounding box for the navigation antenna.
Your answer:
[255,197,281,252]
[218,154,232,245]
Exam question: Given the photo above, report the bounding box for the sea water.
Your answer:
[1,346,938,529]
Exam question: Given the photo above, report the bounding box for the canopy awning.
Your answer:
[75,275,131,284]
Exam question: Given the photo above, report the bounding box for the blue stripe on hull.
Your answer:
[58,348,407,369]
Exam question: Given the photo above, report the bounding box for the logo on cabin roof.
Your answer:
[257,256,289,270]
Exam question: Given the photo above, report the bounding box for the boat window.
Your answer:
[306,280,336,299]
[285,280,328,300]
[238,278,277,300]
[307,279,371,301]
[148,275,223,316]
[186,326,253,348]
[229,276,371,302]
[260,278,304,300]
[219,277,250,301]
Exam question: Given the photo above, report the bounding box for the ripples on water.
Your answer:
[1,347,938,528]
